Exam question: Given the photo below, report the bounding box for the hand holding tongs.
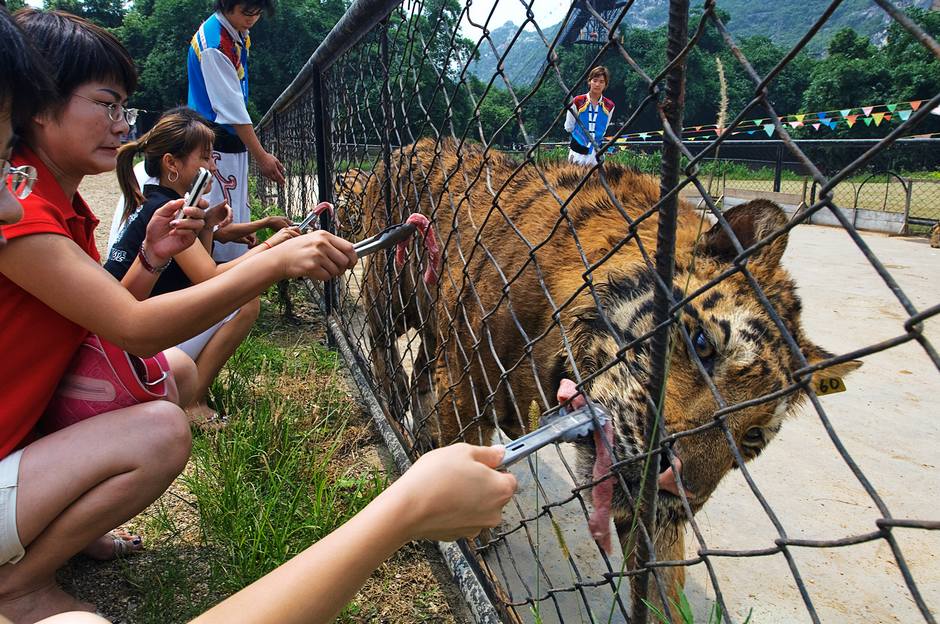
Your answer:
[353,222,419,257]
[497,402,609,469]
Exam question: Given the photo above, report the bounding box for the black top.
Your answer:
[104,184,195,296]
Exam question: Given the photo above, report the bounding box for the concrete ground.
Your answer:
[483,225,940,623]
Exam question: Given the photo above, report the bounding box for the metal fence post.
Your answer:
[311,67,335,324]
[902,177,913,234]
[636,0,689,621]
[773,142,784,193]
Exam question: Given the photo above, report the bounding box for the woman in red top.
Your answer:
[0,9,357,621]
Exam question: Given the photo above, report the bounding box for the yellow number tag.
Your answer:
[816,377,847,396]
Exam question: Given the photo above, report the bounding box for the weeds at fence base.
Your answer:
[643,587,753,624]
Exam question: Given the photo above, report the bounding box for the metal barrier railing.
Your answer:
[258,0,940,622]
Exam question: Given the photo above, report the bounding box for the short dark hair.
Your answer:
[213,0,275,17]
[588,66,610,86]
[0,7,56,129]
[13,9,137,115]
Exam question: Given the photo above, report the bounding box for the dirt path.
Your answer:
[79,172,122,256]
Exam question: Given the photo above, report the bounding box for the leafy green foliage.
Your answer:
[44,0,125,28]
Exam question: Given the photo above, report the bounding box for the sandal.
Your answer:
[186,404,229,431]
[82,530,143,561]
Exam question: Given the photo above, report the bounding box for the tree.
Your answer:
[43,0,125,28]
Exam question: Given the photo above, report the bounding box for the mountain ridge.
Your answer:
[468,0,934,86]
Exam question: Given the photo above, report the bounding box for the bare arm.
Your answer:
[190,444,516,624]
[232,124,285,185]
[213,215,293,244]
[175,227,300,284]
[0,229,356,357]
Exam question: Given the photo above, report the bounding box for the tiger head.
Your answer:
[564,199,861,524]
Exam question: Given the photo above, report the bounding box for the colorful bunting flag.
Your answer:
[618,100,924,142]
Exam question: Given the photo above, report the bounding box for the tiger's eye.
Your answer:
[743,427,764,445]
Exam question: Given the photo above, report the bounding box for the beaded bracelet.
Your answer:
[138,244,172,274]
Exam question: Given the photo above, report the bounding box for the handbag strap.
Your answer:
[93,335,171,401]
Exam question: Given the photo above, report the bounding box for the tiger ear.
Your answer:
[699,199,789,268]
[797,339,863,388]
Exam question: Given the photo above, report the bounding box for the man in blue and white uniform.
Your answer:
[564,66,615,167]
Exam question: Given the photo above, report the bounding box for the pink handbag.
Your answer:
[42,333,172,432]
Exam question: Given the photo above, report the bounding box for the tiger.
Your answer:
[359,138,860,609]
[930,221,939,248]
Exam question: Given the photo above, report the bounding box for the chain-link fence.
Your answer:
[257,0,940,621]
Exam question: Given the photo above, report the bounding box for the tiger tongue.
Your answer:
[588,417,614,553]
[556,378,613,553]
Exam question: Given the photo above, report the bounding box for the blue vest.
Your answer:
[571,94,614,152]
[187,12,250,136]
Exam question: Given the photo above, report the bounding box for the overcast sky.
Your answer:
[461,0,569,32]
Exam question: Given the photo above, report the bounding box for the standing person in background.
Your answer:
[564,66,615,168]
[187,0,288,262]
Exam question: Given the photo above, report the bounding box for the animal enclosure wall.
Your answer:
[257,0,940,621]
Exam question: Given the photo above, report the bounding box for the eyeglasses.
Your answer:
[2,160,37,200]
[71,93,145,127]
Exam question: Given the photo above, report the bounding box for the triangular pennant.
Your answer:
[812,123,821,130]
[656,130,664,135]
[862,106,874,116]
[639,132,649,139]
[825,119,838,129]
[872,112,885,125]
[887,103,898,112]
[899,110,912,121]
[818,112,828,120]
[795,114,805,122]
[789,121,803,128]
[754,118,764,126]
[747,130,756,135]
[763,123,775,136]
[910,100,922,110]
[846,114,858,127]
[839,109,852,118]
[863,116,873,126]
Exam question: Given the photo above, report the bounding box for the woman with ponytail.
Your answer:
[105,107,299,425]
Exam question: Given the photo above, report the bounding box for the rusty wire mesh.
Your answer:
[257,0,940,621]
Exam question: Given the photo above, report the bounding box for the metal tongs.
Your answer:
[353,222,418,257]
[294,210,322,231]
[498,402,609,469]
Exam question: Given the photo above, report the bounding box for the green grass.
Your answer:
[124,298,388,621]
[644,587,753,624]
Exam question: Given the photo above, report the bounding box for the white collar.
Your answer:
[215,11,248,42]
